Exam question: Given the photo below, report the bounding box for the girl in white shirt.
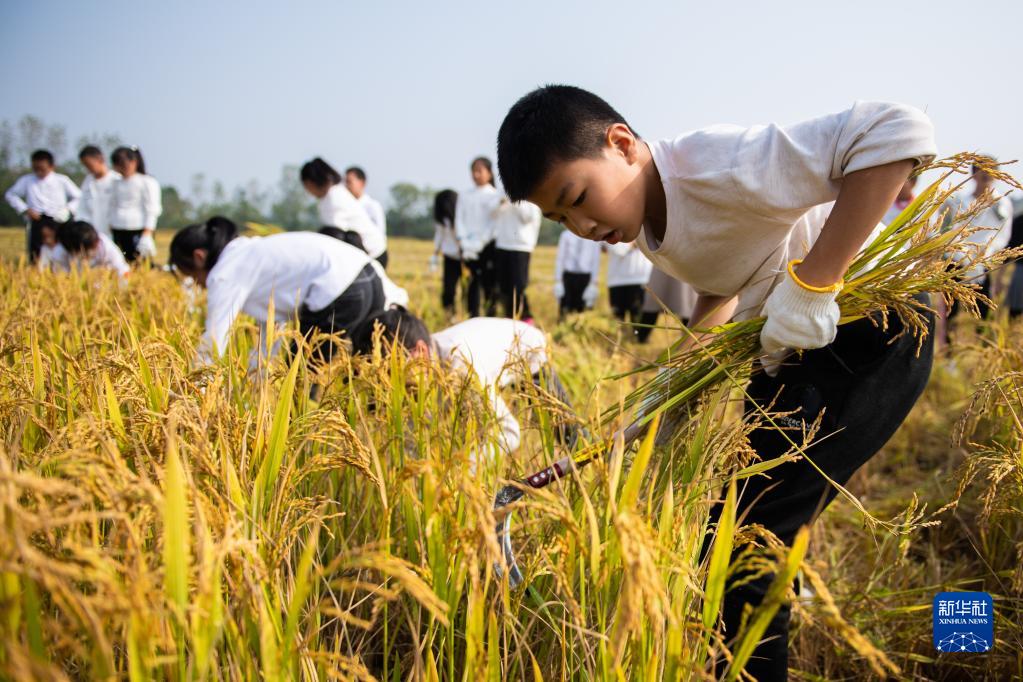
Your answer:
[493,198,542,321]
[350,309,577,456]
[432,189,461,315]
[604,242,653,339]
[301,158,386,263]
[109,146,162,263]
[169,217,404,366]
[454,157,501,317]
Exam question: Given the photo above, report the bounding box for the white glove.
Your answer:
[428,254,439,273]
[462,249,479,262]
[554,281,565,299]
[759,269,840,375]
[582,282,599,308]
[137,232,158,259]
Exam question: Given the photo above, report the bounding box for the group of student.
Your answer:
[5,146,162,269]
[431,157,543,321]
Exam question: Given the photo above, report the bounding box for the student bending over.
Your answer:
[169,216,407,365]
[350,309,576,456]
[41,219,130,277]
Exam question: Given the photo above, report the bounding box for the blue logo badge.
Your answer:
[933,592,993,652]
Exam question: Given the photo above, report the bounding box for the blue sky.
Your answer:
[2,1,1021,204]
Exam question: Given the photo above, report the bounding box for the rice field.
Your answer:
[0,208,1020,681]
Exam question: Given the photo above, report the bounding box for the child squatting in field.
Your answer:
[349,308,577,457]
[497,85,937,680]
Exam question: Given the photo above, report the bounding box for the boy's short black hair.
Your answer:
[345,166,366,182]
[79,145,103,161]
[497,85,635,202]
[349,307,431,356]
[31,149,54,166]
[59,220,100,254]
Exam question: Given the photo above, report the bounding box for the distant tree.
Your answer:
[386,182,435,239]
[269,165,317,229]
[159,185,195,229]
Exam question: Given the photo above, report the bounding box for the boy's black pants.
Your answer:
[560,272,591,316]
[700,296,934,681]
[495,248,532,319]
[441,255,461,312]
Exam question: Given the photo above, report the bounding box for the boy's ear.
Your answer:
[605,123,639,163]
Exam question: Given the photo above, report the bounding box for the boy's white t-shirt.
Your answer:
[636,100,937,320]
[77,171,121,235]
[493,200,542,252]
[605,242,653,288]
[432,317,548,454]
[5,171,80,220]
[319,184,386,259]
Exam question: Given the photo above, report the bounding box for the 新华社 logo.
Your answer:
[933,592,993,653]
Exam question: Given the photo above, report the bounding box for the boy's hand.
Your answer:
[26,208,41,221]
[759,271,840,357]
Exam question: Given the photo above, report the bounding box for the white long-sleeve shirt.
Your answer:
[358,193,387,234]
[434,220,460,258]
[555,230,601,282]
[635,101,937,320]
[109,173,162,230]
[76,170,121,236]
[454,184,501,258]
[432,317,548,454]
[605,242,653,287]
[42,232,130,277]
[318,184,385,258]
[201,232,381,360]
[494,200,542,252]
[942,190,1014,281]
[5,171,80,220]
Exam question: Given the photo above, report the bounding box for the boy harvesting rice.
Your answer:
[497,85,937,679]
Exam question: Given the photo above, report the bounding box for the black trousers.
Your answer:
[441,255,461,312]
[298,263,384,364]
[495,248,532,319]
[375,250,389,270]
[609,284,645,336]
[560,272,591,316]
[111,228,145,262]
[700,297,934,681]
[466,240,498,318]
